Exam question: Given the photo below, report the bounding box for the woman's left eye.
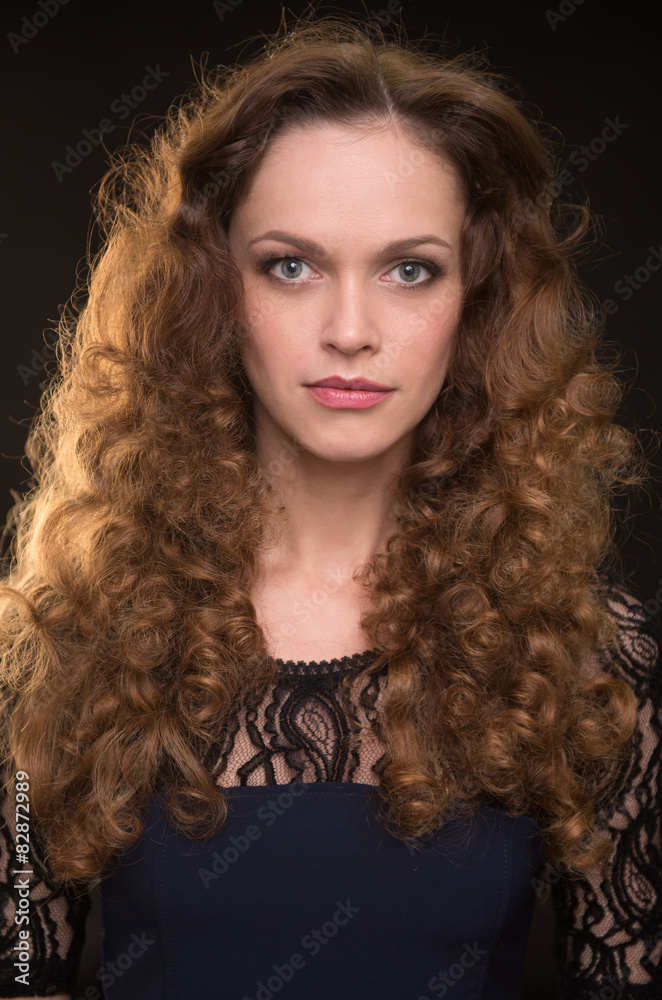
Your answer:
[386,260,439,286]
[255,254,444,289]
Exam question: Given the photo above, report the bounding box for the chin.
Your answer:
[303,434,402,464]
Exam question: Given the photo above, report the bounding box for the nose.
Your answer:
[320,274,382,355]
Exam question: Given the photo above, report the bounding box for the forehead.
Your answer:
[229,121,466,241]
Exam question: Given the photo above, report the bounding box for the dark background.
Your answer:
[1,1,660,997]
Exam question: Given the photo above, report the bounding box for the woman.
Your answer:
[1,13,660,1000]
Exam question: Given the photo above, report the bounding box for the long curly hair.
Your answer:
[0,12,651,894]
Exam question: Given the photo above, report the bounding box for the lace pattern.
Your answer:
[202,649,389,786]
[551,586,662,999]
[0,585,660,997]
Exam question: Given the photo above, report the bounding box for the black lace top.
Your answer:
[1,584,660,998]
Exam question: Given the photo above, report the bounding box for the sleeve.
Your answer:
[0,707,91,997]
[551,583,662,1000]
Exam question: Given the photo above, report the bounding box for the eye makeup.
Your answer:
[253,252,447,291]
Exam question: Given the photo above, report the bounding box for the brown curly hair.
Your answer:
[0,11,651,895]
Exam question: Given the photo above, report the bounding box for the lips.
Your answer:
[304,378,395,410]
[306,376,393,391]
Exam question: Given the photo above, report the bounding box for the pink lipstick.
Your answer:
[304,376,394,410]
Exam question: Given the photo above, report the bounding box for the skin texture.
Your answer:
[227,122,466,658]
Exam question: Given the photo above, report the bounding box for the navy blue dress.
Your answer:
[98,784,543,999]
[1,585,661,998]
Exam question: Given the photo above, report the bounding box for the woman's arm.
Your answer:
[1,700,91,998]
[551,585,662,997]
[0,781,90,996]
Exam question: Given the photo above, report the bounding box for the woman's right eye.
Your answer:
[256,256,316,282]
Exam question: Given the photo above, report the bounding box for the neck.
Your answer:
[254,418,411,581]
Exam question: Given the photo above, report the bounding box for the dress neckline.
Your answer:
[270,648,378,676]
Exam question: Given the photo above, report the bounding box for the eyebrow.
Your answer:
[246,230,454,256]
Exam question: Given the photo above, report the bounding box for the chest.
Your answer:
[250,566,372,663]
[100,785,544,999]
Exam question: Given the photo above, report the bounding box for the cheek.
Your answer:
[242,283,271,332]
[405,318,458,399]
[402,302,459,365]
[239,315,294,396]
[416,291,461,362]
[242,277,297,330]
[240,286,280,366]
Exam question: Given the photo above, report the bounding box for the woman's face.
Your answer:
[227,121,466,467]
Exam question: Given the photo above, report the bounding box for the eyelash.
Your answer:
[254,253,445,291]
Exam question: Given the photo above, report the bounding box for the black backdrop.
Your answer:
[1,1,661,996]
